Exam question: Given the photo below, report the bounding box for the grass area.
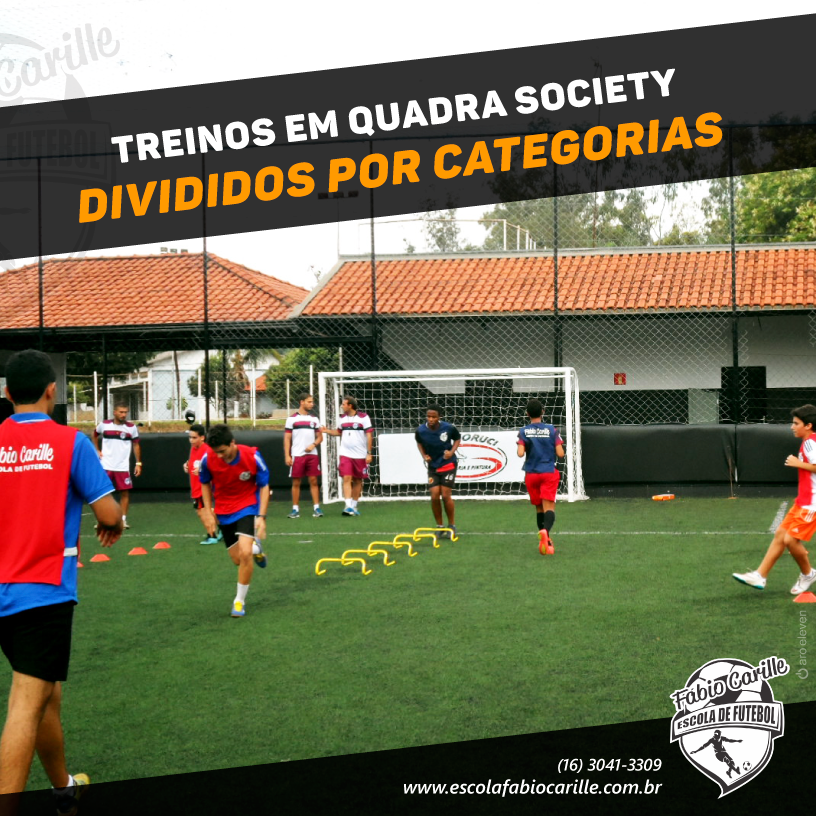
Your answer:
[14,495,813,788]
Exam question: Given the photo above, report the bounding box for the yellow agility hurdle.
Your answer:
[390,534,419,556]
[414,526,459,543]
[363,545,397,566]
[315,556,372,576]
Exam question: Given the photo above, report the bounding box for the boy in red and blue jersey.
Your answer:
[199,424,270,617]
[0,349,122,808]
[517,399,565,556]
[733,404,816,594]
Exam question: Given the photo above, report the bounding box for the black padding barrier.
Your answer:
[581,425,736,485]
[735,424,799,484]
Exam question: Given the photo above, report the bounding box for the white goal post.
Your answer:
[318,367,587,503]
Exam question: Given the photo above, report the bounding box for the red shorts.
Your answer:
[779,504,816,542]
[339,456,369,479]
[106,470,133,491]
[525,471,559,505]
[291,455,321,479]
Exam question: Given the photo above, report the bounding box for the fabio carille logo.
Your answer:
[457,434,508,481]
[670,657,788,796]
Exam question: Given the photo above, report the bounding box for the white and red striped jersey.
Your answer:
[796,436,816,511]
[337,411,373,459]
[94,419,139,472]
[284,412,320,457]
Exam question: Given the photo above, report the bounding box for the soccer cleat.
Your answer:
[53,772,89,816]
[342,508,354,516]
[122,520,130,530]
[288,509,300,519]
[313,508,324,518]
[732,570,766,590]
[253,544,268,569]
[350,508,361,516]
[200,533,220,545]
[539,529,554,556]
[231,600,245,617]
[791,568,816,595]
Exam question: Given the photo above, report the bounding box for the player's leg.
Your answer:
[342,474,354,514]
[350,476,363,514]
[34,680,69,788]
[119,487,130,526]
[785,530,816,594]
[441,485,455,526]
[308,476,322,516]
[196,499,220,544]
[290,477,301,518]
[0,671,55,794]
[429,484,444,525]
[734,514,799,589]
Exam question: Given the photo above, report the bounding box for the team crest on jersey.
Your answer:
[239,471,252,481]
[119,431,128,440]
[440,432,448,442]
[670,657,788,796]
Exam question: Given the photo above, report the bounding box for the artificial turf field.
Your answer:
[16,495,816,789]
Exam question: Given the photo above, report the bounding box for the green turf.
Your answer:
[13,495,814,788]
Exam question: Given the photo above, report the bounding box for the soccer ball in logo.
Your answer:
[681,659,774,714]
[743,761,752,771]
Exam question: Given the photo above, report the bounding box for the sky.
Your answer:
[2,0,814,288]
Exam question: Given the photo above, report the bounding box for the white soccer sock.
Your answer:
[345,498,353,508]
[252,541,262,555]
[236,583,249,603]
[314,504,321,510]
[292,505,299,512]
[351,500,358,509]
[53,775,75,792]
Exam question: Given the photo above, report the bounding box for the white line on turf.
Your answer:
[105,530,772,538]
[769,501,788,533]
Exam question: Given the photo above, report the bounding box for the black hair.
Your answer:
[113,401,129,410]
[206,423,234,448]
[526,398,544,419]
[792,404,816,429]
[189,424,206,437]
[426,404,442,416]
[343,395,358,410]
[298,392,313,404]
[4,349,56,405]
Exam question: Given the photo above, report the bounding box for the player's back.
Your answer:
[520,422,560,473]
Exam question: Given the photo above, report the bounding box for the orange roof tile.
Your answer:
[0,253,308,330]
[300,247,816,316]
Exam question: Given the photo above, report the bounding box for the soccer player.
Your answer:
[93,401,141,529]
[0,349,122,810]
[415,405,461,538]
[517,399,565,555]
[321,396,373,516]
[183,424,222,545]
[733,404,816,594]
[690,730,742,778]
[284,393,323,519]
[199,424,270,617]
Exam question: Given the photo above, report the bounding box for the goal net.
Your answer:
[318,367,587,503]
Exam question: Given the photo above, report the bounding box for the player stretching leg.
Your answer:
[690,731,742,778]
[733,404,816,594]
[415,405,461,539]
[517,399,565,555]
[199,425,270,617]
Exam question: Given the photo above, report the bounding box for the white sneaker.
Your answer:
[732,570,766,590]
[791,568,816,595]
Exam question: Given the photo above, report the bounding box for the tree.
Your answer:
[736,168,816,242]
[66,350,153,377]
[263,347,340,408]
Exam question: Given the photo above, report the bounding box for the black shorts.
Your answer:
[192,497,205,510]
[221,514,256,548]
[0,602,75,682]
[428,462,457,489]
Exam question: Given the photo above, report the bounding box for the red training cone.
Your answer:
[128,547,148,556]
[794,592,816,603]
[153,542,171,550]
[78,562,84,568]
[90,554,110,563]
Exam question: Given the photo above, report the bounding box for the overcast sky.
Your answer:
[3,1,814,288]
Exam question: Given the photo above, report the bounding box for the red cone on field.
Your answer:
[794,592,816,603]
[128,547,148,556]
[153,542,171,550]
[90,554,110,562]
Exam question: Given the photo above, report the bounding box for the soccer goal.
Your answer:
[318,367,587,503]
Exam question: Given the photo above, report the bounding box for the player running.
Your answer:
[199,424,270,617]
[93,401,141,529]
[183,424,222,545]
[415,405,461,539]
[517,399,565,555]
[321,396,373,516]
[733,404,816,594]
[690,730,742,778]
[284,393,323,519]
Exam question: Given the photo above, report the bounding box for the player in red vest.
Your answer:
[183,423,222,545]
[733,404,816,593]
[0,350,122,812]
[199,424,270,617]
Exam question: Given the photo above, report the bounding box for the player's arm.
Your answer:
[722,737,742,743]
[133,439,142,477]
[283,430,293,467]
[365,427,373,463]
[199,482,218,536]
[91,494,123,547]
[310,427,324,450]
[254,451,271,540]
[690,739,711,753]
[320,426,341,437]
[785,455,816,472]
[517,430,527,458]
[415,431,430,462]
[444,427,461,459]
[93,426,103,458]
[556,443,565,458]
